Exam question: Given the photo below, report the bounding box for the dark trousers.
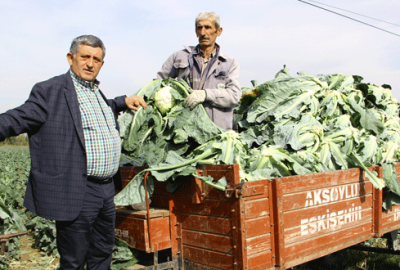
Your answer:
[56,178,116,270]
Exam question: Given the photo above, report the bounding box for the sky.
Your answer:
[1,0,400,113]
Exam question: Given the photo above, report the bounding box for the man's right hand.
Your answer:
[125,95,147,111]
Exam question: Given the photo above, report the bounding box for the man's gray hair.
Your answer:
[195,11,221,29]
[69,35,106,59]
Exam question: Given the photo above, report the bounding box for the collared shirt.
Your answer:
[70,70,121,180]
[192,45,220,90]
[198,49,216,74]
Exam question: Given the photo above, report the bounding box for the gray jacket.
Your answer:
[157,45,241,130]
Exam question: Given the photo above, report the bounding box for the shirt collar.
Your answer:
[194,43,220,58]
[69,70,100,90]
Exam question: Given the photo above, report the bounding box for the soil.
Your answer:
[7,234,59,270]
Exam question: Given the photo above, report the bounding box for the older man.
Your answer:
[0,35,146,269]
[157,11,241,130]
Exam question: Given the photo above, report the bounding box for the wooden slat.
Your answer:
[270,177,285,267]
[115,215,147,250]
[284,207,372,244]
[280,168,364,193]
[242,180,269,198]
[116,207,170,219]
[182,245,234,269]
[247,251,273,270]
[283,195,373,229]
[244,197,270,220]
[232,194,246,270]
[284,221,372,262]
[285,233,373,269]
[182,230,233,253]
[246,234,272,255]
[180,213,232,235]
[115,215,171,252]
[381,204,400,234]
[174,197,234,218]
[245,216,270,238]
[282,183,373,212]
[169,193,180,263]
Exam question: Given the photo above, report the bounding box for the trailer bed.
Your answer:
[115,163,400,269]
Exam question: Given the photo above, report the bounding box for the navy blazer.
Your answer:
[0,71,127,221]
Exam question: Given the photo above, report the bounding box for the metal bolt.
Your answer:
[232,226,236,230]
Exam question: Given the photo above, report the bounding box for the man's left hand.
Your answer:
[183,90,206,109]
[125,95,147,111]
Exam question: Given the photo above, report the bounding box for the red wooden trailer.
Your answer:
[115,163,400,269]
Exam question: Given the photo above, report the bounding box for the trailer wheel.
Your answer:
[307,250,345,270]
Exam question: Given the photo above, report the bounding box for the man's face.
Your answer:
[196,17,222,49]
[67,44,104,82]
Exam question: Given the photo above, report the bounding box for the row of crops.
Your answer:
[0,147,57,268]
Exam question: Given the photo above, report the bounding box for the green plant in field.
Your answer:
[0,147,139,268]
[0,147,31,266]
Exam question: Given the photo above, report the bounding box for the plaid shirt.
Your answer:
[70,71,121,180]
[191,45,219,90]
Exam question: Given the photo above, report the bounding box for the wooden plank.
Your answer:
[280,168,365,193]
[182,245,234,269]
[171,177,232,202]
[394,162,400,176]
[242,180,269,198]
[247,251,273,270]
[284,221,372,262]
[115,215,147,251]
[270,177,285,267]
[244,197,270,220]
[198,164,241,186]
[285,233,373,269]
[283,195,373,229]
[116,207,170,219]
[169,193,180,262]
[282,182,373,212]
[231,193,246,270]
[246,234,272,255]
[192,177,206,204]
[174,197,234,218]
[372,166,383,237]
[245,216,270,238]
[284,207,372,244]
[148,217,172,251]
[182,230,233,254]
[180,213,232,235]
[116,215,171,251]
[381,205,400,234]
[115,214,171,252]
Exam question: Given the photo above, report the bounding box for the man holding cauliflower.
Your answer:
[157,11,241,130]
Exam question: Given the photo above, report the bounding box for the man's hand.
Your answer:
[125,95,147,111]
[183,90,206,109]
